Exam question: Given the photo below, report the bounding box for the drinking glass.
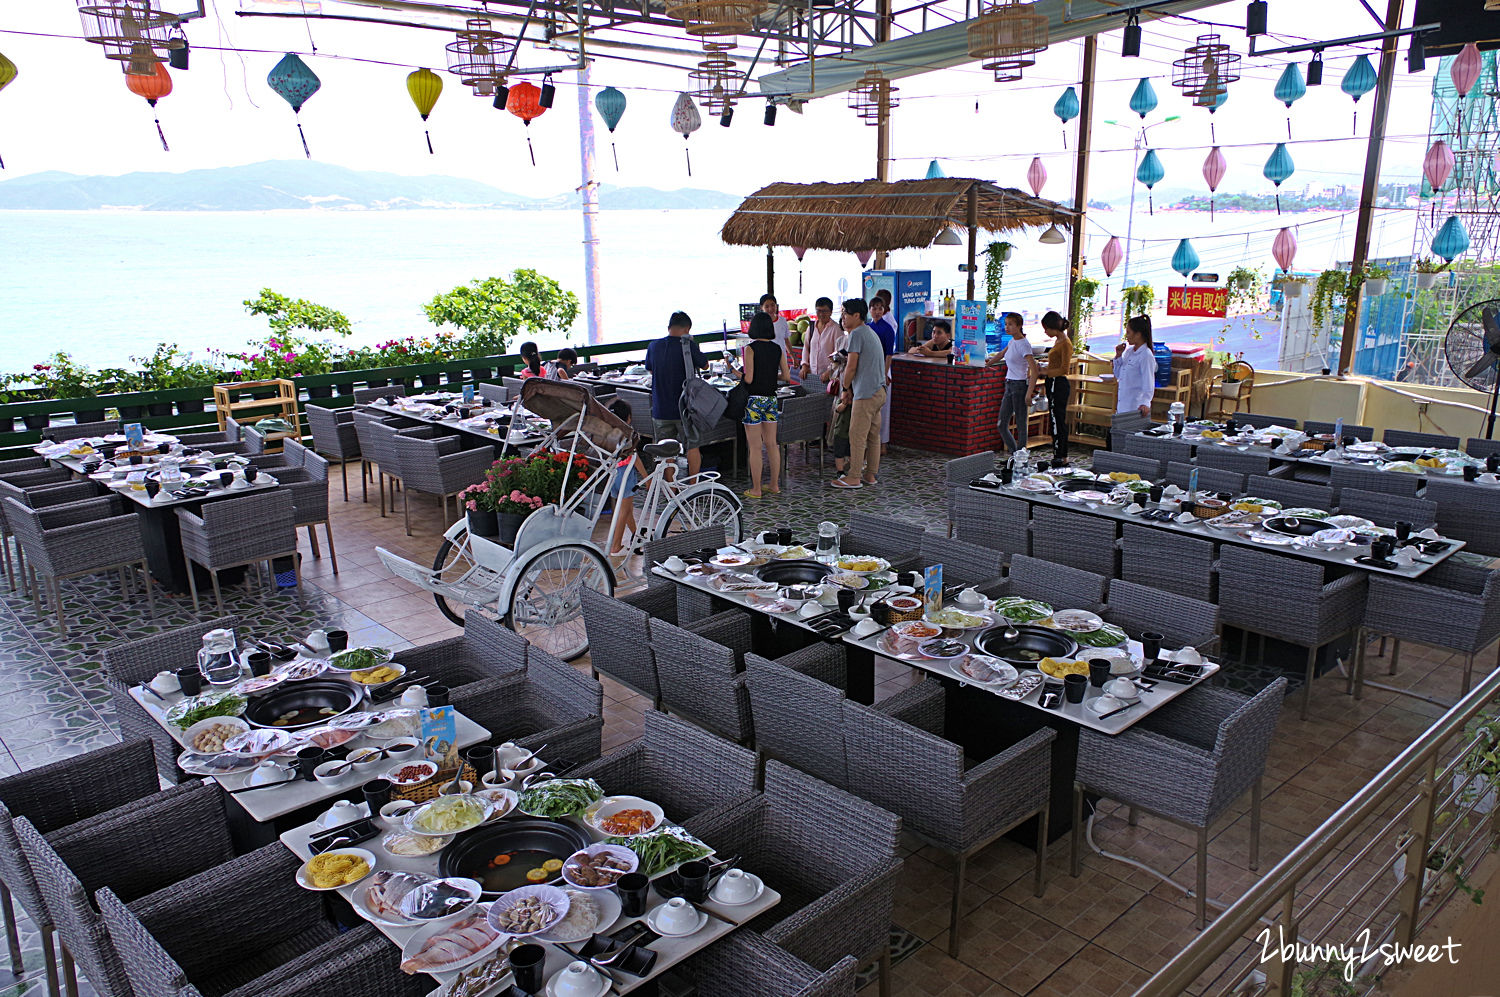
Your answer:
[676,860,710,902]
[508,944,546,993]
[1394,521,1413,541]
[326,629,349,653]
[175,666,204,697]
[1140,631,1164,664]
[1088,659,1112,688]
[617,872,650,917]
[362,778,392,812]
[1063,674,1087,704]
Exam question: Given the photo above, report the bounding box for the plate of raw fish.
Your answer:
[399,907,506,974]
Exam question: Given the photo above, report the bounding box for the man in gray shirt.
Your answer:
[832,298,885,489]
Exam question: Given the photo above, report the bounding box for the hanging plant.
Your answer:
[1069,275,1099,349]
[1413,256,1448,290]
[1361,263,1391,298]
[1222,267,1264,344]
[1120,283,1154,321]
[1311,269,1347,333]
[983,241,1013,309]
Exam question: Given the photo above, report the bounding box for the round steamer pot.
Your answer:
[242,678,361,730]
[1056,478,1101,493]
[439,819,592,896]
[972,625,1078,667]
[755,559,833,586]
[1262,516,1325,538]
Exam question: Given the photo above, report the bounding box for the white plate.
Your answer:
[562,843,639,890]
[351,871,437,927]
[176,751,262,777]
[326,711,386,731]
[645,903,709,937]
[1249,533,1295,546]
[1083,646,1137,675]
[475,788,519,822]
[403,795,494,837]
[486,884,570,937]
[833,556,891,575]
[401,907,508,974]
[582,795,665,837]
[537,888,622,943]
[224,728,296,757]
[231,674,286,697]
[295,848,376,892]
[1324,515,1374,530]
[1050,609,1104,632]
[272,658,328,682]
[948,655,1018,689]
[181,716,250,755]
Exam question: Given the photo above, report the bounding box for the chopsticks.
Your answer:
[1097,702,1139,720]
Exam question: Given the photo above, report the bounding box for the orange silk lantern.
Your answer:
[125,60,172,152]
[506,81,546,165]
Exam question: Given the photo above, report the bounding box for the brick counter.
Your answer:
[890,355,1011,455]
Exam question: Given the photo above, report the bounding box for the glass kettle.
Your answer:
[198,628,242,687]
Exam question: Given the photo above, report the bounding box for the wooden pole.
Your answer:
[1338,0,1404,375]
[873,0,892,270]
[966,186,978,300]
[1067,35,1098,327]
[766,245,775,296]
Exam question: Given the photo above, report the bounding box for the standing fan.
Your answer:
[1444,300,1500,438]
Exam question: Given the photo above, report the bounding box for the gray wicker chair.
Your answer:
[232,418,269,456]
[1305,420,1374,441]
[1196,447,1283,480]
[1464,437,1500,460]
[3,495,151,634]
[45,420,120,443]
[1424,478,1500,556]
[448,647,604,767]
[390,429,492,536]
[351,410,401,516]
[0,740,159,996]
[1358,562,1500,700]
[396,611,524,692]
[1382,428,1459,450]
[917,534,1005,591]
[0,478,100,596]
[1030,505,1117,577]
[96,847,426,997]
[778,391,834,475]
[943,451,997,536]
[1334,487,1437,529]
[1109,411,1156,439]
[477,382,509,405]
[1118,524,1217,603]
[642,524,728,622]
[1330,464,1419,498]
[1233,413,1297,430]
[1245,473,1333,511]
[1002,553,1108,614]
[682,931,857,997]
[615,387,657,438]
[1164,460,1245,495]
[579,586,740,706]
[304,403,361,502]
[683,761,902,997]
[842,512,923,574]
[103,617,239,785]
[15,781,235,997]
[844,692,1053,957]
[274,441,338,573]
[176,490,300,615]
[953,488,1030,558]
[1073,678,1288,928]
[745,646,852,788]
[1217,546,1365,718]
[1113,433,1193,466]
[572,710,758,825]
[651,613,756,745]
[1090,450,1162,480]
[1104,578,1220,651]
[0,457,49,475]
[354,383,405,404]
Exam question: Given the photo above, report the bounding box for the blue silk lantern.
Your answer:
[1129,77,1158,119]
[1136,148,1164,214]
[1171,239,1200,278]
[1274,62,1305,140]
[267,53,321,158]
[1053,86,1079,147]
[594,85,626,170]
[1341,55,1376,133]
[925,159,946,179]
[1263,142,1295,214]
[1432,215,1470,263]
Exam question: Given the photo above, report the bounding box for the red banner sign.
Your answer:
[1166,286,1228,318]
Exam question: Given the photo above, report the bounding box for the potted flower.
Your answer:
[31,353,105,423]
[485,452,594,545]
[460,481,501,539]
[1414,257,1447,290]
[1215,350,1248,398]
[1361,264,1390,297]
[984,241,1013,309]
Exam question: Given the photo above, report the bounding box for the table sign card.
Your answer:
[420,706,458,769]
[463,384,475,404]
[124,423,144,450]
[924,564,943,617]
[954,299,988,365]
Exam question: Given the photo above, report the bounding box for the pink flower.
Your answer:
[465,499,476,511]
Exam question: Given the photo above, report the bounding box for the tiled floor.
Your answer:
[0,440,1488,997]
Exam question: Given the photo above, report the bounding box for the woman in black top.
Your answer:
[741,312,790,498]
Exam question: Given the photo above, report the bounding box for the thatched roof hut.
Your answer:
[720,178,1073,253]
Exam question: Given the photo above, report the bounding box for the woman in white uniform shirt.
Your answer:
[1113,315,1158,422]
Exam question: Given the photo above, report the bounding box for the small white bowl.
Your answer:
[345,745,387,774]
[384,738,421,762]
[314,759,356,788]
[378,799,417,830]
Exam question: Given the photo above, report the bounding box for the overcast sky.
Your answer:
[0,1,1446,201]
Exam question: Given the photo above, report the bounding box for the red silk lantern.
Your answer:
[1202,146,1226,220]
[1272,226,1297,274]
[1101,236,1123,277]
[506,81,546,165]
[1026,156,1047,198]
[125,60,172,152]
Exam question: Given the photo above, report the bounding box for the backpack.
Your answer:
[677,337,727,435]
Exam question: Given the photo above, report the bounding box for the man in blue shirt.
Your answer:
[644,310,707,477]
[869,292,897,450]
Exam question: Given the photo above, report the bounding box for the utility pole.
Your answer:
[577,60,603,345]
[1066,35,1098,322]
[873,0,892,270]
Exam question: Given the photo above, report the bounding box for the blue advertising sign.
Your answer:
[954,299,987,364]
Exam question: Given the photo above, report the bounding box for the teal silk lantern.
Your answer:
[594,85,626,169]
[1136,148,1164,214]
[925,159,946,179]
[1263,142,1295,214]
[1274,62,1305,140]
[1432,215,1470,263]
[1129,77,1158,119]
[267,53,321,158]
[1053,85,1079,146]
[1171,239,1200,278]
[1340,54,1376,133]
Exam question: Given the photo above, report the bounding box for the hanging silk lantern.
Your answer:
[1026,156,1047,198]
[1136,148,1164,214]
[1101,236,1123,277]
[125,59,171,152]
[0,50,18,170]
[1423,139,1455,220]
[267,53,321,158]
[507,81,546,166]
[1129,77,1158,119]
[925,159,945,179]
[1432,215,1469,263]
[1263,142,1295,214]
[793,245,807,293]
[406,68,442,155]
[1053,85,1079,147]
[1340,54,1376,134]
[1451,43,1482,98]
[1202,146,1227,221]
[670,92,702,177]
[856,249,873,268]
[594,86,626,170]
[1274,62,1305,140]
[1272,227,1297,273]
[1171,239,1200,278]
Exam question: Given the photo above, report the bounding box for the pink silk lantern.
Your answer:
[1202,147,1227,220]
[856,249,873,268]
[792,246,807,292]
[1451,43,1482,98]
[1027,156,1047,198]
[1424,140,1456,221]
[1272,227,1297,274]
[1101,236,1123,277]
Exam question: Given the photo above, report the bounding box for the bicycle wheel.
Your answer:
[659,485,745,544]
[506,543,614,660]
[430,527,474,625]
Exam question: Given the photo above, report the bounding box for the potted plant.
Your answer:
[984,241,1013,309]
[1120,282,1155,321]
[1312,269,1348,332]
[0,374,17,433]
[1069,275,1099,350]
[459,481,500,539]
[1362,264,1390,297]
[31,353,104,423]
[485,451,594,546]
[1215,350,1248,398]
[1414,257,1447,290]
[1278,276,1307,299]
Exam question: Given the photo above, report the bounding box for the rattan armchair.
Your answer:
[1195,447,1284,480]
[844,693,1054,957]
[1090,450,1162,480]
[352,410,401,516]
[683,761,902,997]
[45,420,120,443]
[651,612,756,745]
[778,391,834,475]
[1335,487,1437,529]
[1073,678,1288,928]
[1164,460,1244,495]
[1118,523,1217,603]
[1233,413,1297,430]
[917,534,1005,592]
[681,930,857,997]
[0,739,159,996]
[1464,437,1500,460]
[304,403,361,502]
[943,450,996,537]
[354,383,406,404]
[3,494,151,634]
[1424,478,1500,557]
[448,647,604,768]
[177,490,300,615]
[1381,428,1459,449]
[0,457,50,475]
[1330,464,1419,498]
[1113,433,1193,466]
[273,440,338,573]
[1104,579,1220,651]
[842,512,923,574]
[396,611,523,692]
[1305,420,1374,441]
[477,382,509,405]
[642,524,728,622]
[1245,474,1333,511]
[953,488,1030,557]
[390,429,492,536]
[1029,505,1117,578]
[0,478,100,596]
[572,710,758,825]
[1001,553,1108,614]
[1358,562,1500,700]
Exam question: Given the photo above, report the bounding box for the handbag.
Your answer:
[724,381,750,422]
[677,337,727,435]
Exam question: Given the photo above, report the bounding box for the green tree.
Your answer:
[243,289,352,338]
[423,269,580,356]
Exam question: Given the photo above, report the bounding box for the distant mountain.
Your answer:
[0,161,742,212]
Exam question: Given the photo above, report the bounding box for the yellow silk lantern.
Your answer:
[407,67,443,154]
[0,51,16,170]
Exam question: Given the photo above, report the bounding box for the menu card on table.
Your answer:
[420,706,458,769]
[124,423,144,449]
[924,564,943,617]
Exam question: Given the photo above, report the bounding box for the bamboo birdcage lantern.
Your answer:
[1172,34,1241,107]
[689,40,744,115]
[445,18,515,97]
[665,1,768,38]
[848,68,898,125]
[77,0,181,76]
[967,0,1049,83]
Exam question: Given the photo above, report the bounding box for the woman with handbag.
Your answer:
[740,311,790,498]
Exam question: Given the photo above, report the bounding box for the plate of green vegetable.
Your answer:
[517,778,605,818]
[327,647,395,671]
[991,597,1054,623]
[166,691,247,730]
[607,826,713,876]
[1070,622,1129,648]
